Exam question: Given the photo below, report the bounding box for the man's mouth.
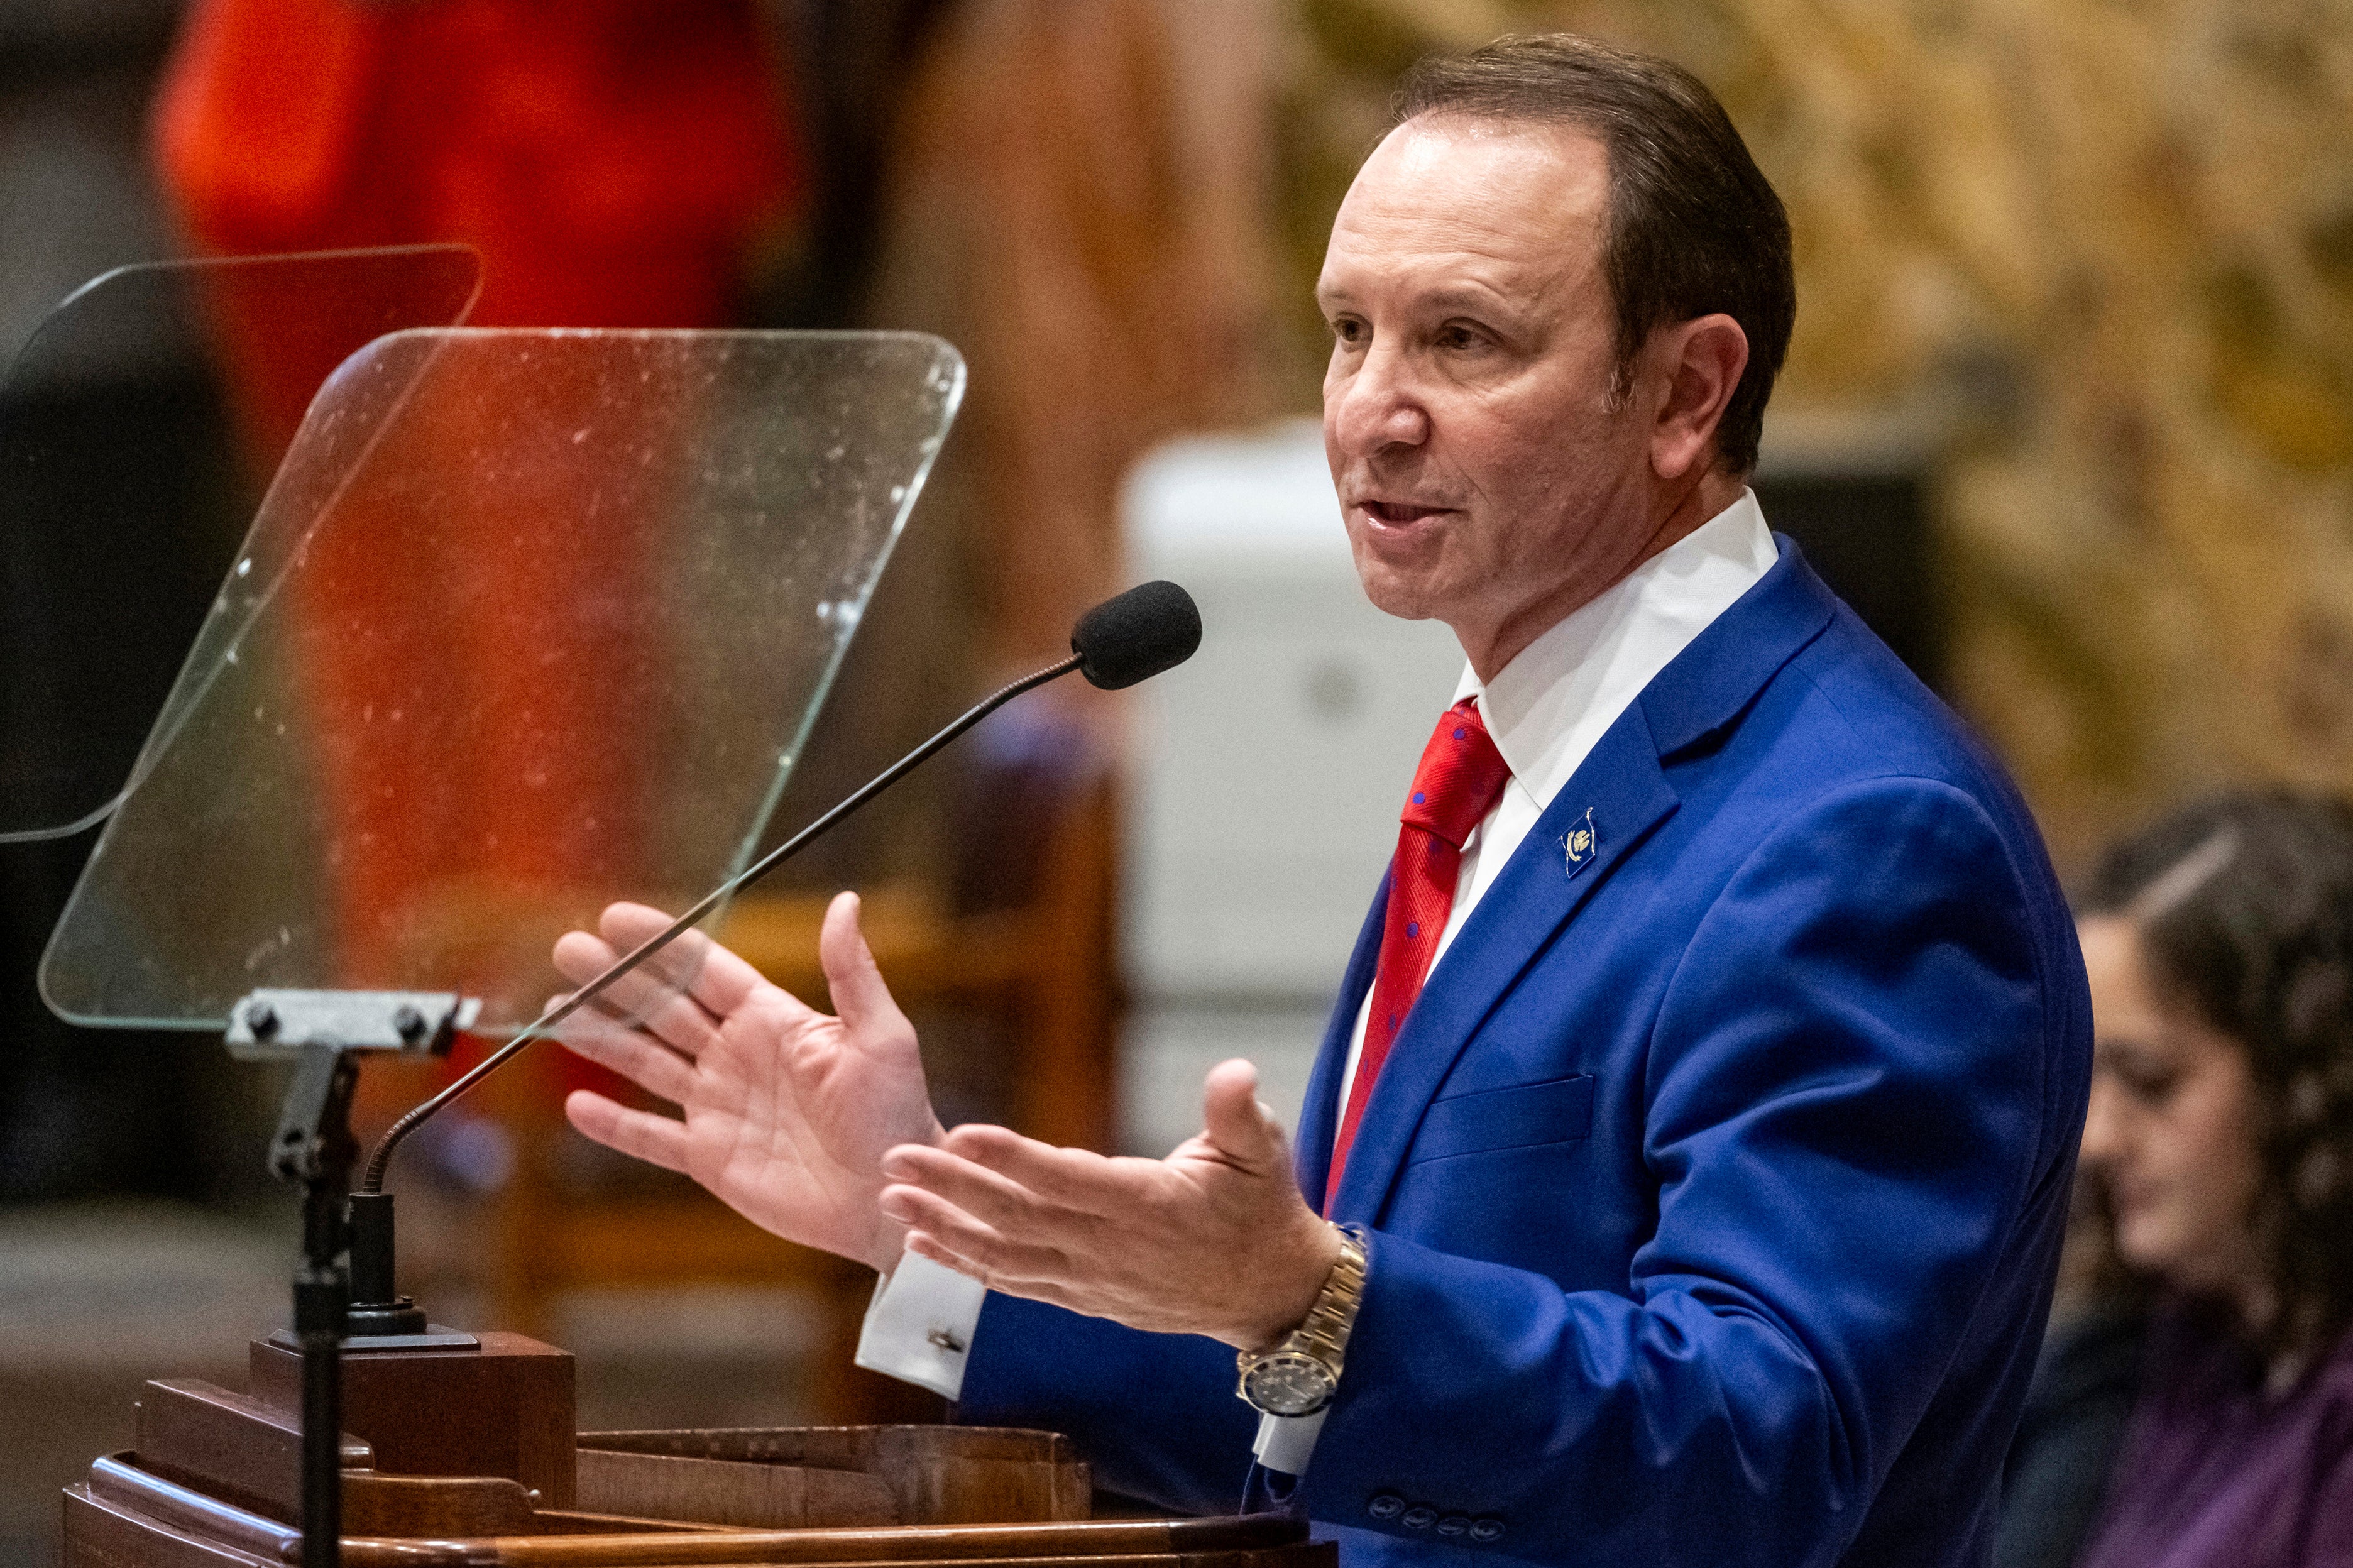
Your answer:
[1360,500,1452,525]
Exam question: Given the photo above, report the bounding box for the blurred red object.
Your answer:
[150,0,803,1124]
[152,0,801,332]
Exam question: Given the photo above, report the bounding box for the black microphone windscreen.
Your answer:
[1070,580,1202,690]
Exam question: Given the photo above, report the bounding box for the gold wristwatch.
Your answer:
[1236,1224,1368,1418]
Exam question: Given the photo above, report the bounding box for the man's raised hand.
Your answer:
[875,1059,1342,1349]
[551,892,943,1274]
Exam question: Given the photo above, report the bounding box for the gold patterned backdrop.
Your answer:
[1268,0,2353,867]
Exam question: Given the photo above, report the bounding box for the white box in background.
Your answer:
[1116,420,1462,1155]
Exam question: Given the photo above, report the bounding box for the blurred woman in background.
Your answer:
[2065,791,2353,1566]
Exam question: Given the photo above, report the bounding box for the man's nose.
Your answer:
[1325,343,1431,456]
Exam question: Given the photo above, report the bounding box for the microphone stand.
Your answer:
[277,1045,359,1568]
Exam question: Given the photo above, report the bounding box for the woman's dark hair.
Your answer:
[1391,34,1795,476]
[2081,789,2353,1361]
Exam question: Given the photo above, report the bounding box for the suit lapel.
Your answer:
[1317,539,1843,1225]
[1292,872,1389,1205]
[1327,714,1679,1224]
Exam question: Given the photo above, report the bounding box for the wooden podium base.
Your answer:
[62,1330,1328,1568]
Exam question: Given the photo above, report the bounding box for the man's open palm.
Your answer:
[551,894,943,1273]
[875,1059,1341,1347]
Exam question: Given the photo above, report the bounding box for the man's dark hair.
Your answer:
[2081,790,2353,1366]
[1391,35,1795,475]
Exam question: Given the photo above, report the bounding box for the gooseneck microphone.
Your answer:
[358,579,1202,1195]
[1070,578,1200,689]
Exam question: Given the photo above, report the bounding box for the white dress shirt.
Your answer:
[855,491,1780,1475]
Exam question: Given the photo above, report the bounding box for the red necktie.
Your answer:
[1326,698,1511,1210]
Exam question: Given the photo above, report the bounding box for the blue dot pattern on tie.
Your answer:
[1412,792,1425,804]
[1407,922,1419,937]
[1454,728,1465,739]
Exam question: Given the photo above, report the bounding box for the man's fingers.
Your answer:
[564,1091,690,1174]
[552,929,620,988]
[818,892,914,1041]
[901,1231,1090,1317]
[551,926,713,1034]
[935,1124,1127,1212]
[596,901,777,1019]
[621,985,730,1058]
[552,1007,697,1104]
[561,904,801,1050]
[1201,1058,1286,1167]
[879,1185,999,1254]
[591,907,723,1010]
[882,1189,1072,1290]
[881,1144,1052,1233]
[560,962,725,1058]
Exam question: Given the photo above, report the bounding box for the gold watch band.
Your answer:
[1238,1222,1368,1384]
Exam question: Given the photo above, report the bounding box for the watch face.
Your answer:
[1244,1352,1337,1417]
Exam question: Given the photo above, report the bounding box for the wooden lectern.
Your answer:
[65,1329,1329,1568]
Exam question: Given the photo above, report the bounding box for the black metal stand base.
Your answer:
[272,1043,358,1568]
[239,991,470,1568]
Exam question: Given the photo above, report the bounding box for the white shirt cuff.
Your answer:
[1253,1409,1326,1475]
[857,1246,1330,1476]
[853,1246,987,1400]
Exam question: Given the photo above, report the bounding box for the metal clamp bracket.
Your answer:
[226,989,480,1061]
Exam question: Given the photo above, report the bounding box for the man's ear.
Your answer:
[1646,314,1749,483]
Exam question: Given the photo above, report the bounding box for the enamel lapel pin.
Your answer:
[1564,807,1598,879]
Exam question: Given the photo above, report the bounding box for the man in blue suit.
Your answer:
[552,34,2090,1567]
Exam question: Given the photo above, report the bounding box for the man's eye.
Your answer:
[1330,319,1366,346]
[1436,324,1484,351]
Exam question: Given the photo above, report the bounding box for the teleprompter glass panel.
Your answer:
[0,247,482,840]
[40,328,963,1033]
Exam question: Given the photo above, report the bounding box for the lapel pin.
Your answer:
[1564,808,1598,878]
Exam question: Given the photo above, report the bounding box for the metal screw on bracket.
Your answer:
[246,1001,280,1038]
[392,1004,427,1044]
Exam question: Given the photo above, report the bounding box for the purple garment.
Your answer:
[2076,1299,2353,1568]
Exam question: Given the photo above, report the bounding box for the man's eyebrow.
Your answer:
[1420,276,1536,315]
[1313,267,1547,322]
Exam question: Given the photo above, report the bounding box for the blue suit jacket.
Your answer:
[960,545,2092,1568]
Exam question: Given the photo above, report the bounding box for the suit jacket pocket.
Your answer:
[1405,1073,1596,1165]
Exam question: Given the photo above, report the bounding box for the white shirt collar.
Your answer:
[1452,489,1779,811]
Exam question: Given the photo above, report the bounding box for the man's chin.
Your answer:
[1351,567,1451,625]
[1346,534,1461,621]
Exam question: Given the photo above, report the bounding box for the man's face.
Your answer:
[1317,116,1657,672]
